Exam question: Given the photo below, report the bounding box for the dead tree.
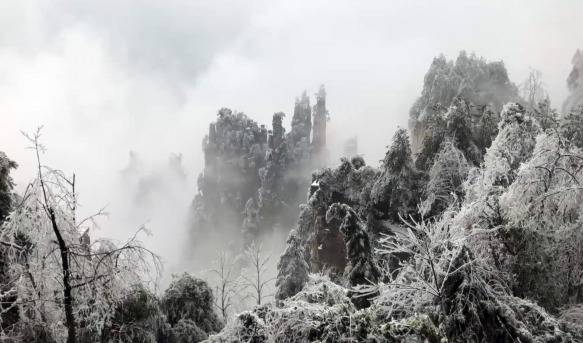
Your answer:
[242,241,274,306]
[211,252,243,321]
[521,68,548,109]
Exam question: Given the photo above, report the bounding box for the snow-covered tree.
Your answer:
[560,106,583,148]
[0,130,162,342]
[415,107,448,171]
[370,128,419,221]
[0,151,17,223]
[421,139,470,216]
[161,273,223,336]
[375,215,470,318]
[0,151,18,334]
[102,285,172,343]
[274,229,308,300]
[326,203,379,308]
[300,156,380,272]
[454,102,540,232]
[372,214,574,342]
[172,319,209,343]
[445,98,482,165]
[498,131,583,308]
[531,97,558,131]
[409,51,519,154]
[416,97,496,170]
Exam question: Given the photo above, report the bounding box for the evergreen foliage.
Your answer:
[0,151,17,223]
[161,274,223,334]
[274,230,309,300]
[371,128,420,221]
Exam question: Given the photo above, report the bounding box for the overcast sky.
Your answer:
[1,0,582,272]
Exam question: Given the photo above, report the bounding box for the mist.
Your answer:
[1,0,582,284]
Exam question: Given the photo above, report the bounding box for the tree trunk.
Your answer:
[49,209,77,343]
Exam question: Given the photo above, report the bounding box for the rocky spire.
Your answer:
[312,85,327,152]
[290,91,312,147]
[271,112,285,149]
[190,87,331,256]
[563,49,583,112]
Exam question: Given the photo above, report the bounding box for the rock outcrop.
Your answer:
[190,87,331,253]
[564,49,583,112]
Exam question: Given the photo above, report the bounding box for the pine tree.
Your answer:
[275,229,309,300]
[0,151,17,223]
[370,128,419,221]
[482,102,540,188]
[102,285,173,343]
[421,139,470,216]
[326,203,379,309]
[161,274,223,334]
[560,106,583,148]
[445,97,482,165]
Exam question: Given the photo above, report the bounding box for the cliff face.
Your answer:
[190,87,330,252]
[564,49,583,112]
[289,135,418,283]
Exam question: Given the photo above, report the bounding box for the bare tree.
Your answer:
[242,241,275,306]
[0,128,162,342]
[521,68,548,109]
[210,251,244,321]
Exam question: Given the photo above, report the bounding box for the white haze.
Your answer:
[1,0,582,284]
